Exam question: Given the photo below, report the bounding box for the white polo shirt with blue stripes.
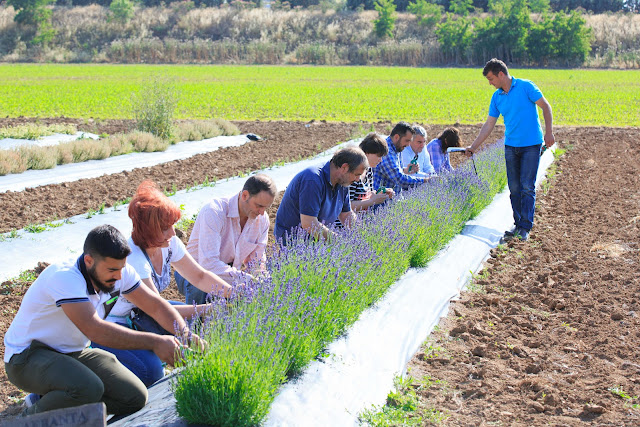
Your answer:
[4,256,141,363]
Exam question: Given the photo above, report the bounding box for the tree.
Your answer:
[108,0,134,25]
[7,0,54,26]
[527,12,555,64]
[626,0,640,12]
[528,0,550,12]
[549,0,624,13]
[552,10,592,65]
[449,0,473,14]
[7,0,56,46]
[408,0,444,26]
[374,0,397,38]
[436,13,472,62]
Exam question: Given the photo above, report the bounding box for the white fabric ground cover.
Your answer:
[169,142,517,426]
[0,132,100,150]
[0,142,349,283]
[265,147,555,426]
[0,134,252,193]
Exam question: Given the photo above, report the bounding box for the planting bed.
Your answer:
[0,121,638,426]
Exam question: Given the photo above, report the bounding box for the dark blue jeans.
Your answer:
[91,301,186,387]
[504,144,541,232]
[175,270,208,305]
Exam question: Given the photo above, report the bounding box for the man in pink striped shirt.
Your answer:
[175,174,277,304]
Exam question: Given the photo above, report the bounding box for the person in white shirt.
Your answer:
[176,174,276,304]
[92,181,232,386]
[401,125,436,179]
[4,225,202,416]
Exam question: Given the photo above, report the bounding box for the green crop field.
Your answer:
[1,64,638,126]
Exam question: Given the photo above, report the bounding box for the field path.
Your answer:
[404,126,640,425]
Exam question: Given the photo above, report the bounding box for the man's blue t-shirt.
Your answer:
[274,161,351,240]
[488,77,544,147]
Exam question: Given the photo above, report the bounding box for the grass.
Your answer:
[358,374,448,426]
[173,141,507,426]
[0,65,638,126]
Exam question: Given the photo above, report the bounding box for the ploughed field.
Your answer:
[0,120,639,425]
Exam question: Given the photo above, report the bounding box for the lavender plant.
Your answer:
[173,141,507,426]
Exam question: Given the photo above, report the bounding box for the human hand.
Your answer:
[186,333,207,352]
[465,146,474,157]
[153,335,181,366]
[371,192,390,205]
[544,132,555,148]
[385,188,395,199]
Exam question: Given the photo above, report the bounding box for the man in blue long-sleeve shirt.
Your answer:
[373,122,428,195]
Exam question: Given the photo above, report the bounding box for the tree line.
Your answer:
[372,0,593,66]
[4,0,636,66]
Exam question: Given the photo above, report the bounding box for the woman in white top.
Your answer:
[93,180,233,386]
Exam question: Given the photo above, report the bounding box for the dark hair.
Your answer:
[389,121,415,138]
[331,146,368,172]
[84,224,131,260]
[437,127,461,153]
[129,180,181,249]
[483,58,509,77]
[243,174,277,197]
[359,132,388,157]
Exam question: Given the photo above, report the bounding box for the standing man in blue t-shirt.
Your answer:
[274,146,368,243]
[466,58,555,241]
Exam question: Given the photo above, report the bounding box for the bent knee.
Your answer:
[73,376,105,404]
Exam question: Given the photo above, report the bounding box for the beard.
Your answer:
[87,265,117,293]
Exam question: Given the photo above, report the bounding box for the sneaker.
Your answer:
[515,227,530,241]
[503,226,517,237]
[23,393,41,408]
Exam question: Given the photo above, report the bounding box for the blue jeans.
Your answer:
[504,144,541,232]
[175,270,208,305]
[92,300,187,387]
[91,324,163,387]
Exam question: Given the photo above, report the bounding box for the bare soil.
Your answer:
[1,122,639,425]
[408,126,640,426]
[0,119,478,234]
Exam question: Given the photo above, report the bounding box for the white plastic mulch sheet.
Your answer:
[264,147,556,426]
[0,132,100,150]
[0,134,252,193]
[0,143,349,283]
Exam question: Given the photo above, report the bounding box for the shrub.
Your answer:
[173,119,240,142]
[129,130,169,152]
[0,123,77,139]
[0,150,27,175]
[21,145,57,170]
[131,77,178,140]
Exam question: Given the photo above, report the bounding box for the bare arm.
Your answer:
[467,116,498,156]
[62,302,180,365]
[126,284,188,336]
[338,210,357,229]
[351,192,391,211]
[300,214,333,240]
[173,251,233,298]
[535,97,555,147]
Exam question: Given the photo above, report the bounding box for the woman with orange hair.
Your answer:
[93,180,233,386]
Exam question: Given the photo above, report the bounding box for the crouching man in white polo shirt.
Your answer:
[4,224,203,417]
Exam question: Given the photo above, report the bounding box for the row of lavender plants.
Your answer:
[173,142,507,426]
